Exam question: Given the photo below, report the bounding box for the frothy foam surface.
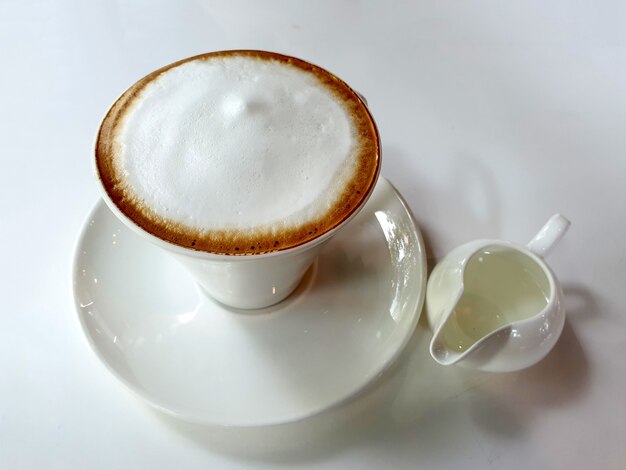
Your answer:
[121,57,354,230]
[97,51,379,254]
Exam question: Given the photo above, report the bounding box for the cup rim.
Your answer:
[93,49,381,259]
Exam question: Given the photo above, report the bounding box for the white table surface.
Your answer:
[2,1,625,468]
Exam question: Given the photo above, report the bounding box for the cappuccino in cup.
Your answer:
[96,50,380,255]
[95,50,380,308]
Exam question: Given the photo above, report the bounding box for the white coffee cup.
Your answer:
[94,51,381,309]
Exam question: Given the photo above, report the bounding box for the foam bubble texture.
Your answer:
[115,56,357,233]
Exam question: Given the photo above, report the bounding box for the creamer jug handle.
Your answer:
[527,214,571,258]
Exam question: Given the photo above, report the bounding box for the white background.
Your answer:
[1,1,625,468]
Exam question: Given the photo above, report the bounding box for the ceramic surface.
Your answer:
[72,178,426,426]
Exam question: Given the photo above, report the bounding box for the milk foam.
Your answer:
[114,56,357,234]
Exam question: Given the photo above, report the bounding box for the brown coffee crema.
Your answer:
[96,50,380,255]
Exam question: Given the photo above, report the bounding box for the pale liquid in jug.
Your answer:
[439,246,551,353]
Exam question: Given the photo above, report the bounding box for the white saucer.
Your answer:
[72,177,426,426]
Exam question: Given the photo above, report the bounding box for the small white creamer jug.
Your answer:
[425,214,570,372]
